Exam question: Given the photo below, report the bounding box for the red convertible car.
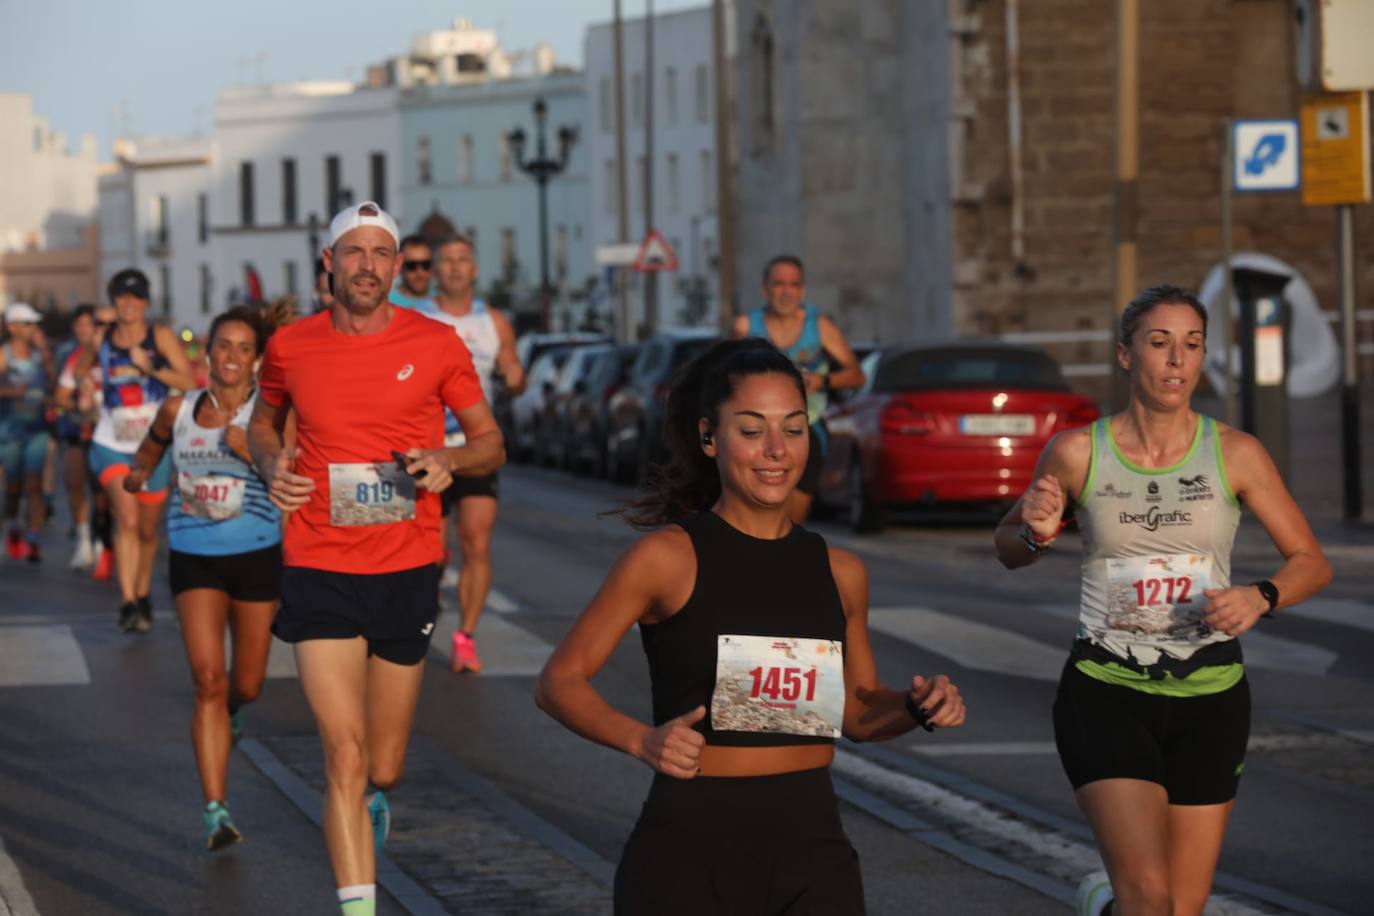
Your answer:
[816,342,1100,531]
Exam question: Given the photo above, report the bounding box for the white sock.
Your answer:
[76,522,91,544]
[337,884,375,915]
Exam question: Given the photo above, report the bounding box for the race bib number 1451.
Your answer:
[710,635,844,739]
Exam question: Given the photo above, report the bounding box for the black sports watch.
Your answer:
[1251,580,1279,618]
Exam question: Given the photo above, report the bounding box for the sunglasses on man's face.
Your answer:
[402,259,432,272]
[95,321,115,329]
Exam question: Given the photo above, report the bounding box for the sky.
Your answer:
[1,0,701,159]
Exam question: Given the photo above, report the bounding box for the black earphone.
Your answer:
[701,432,713,445]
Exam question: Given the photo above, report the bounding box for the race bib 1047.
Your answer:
[177,472,246,521]
[327,462,417,528]
[710,635,845,739]
[1105,553,1214,637]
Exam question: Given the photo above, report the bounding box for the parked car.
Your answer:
[606,329,720,482]
[533,343,616,467]
[562,343,640,476]
[508,346,577,462]
[816,342,1100,532]
[497,332,609,448]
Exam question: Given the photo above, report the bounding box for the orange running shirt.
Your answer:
[258,308,483,573]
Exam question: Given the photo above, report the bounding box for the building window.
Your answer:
[282,158,297,224]
[599,76,613,133]
[33,127,42,151]
[151,195,170,249]
[749,15,774,149]
[159,265,172,317]
[500,227,517,280]
[417,136,432,186]
[665,67,678,127]
[604,159,618,215]
[667,153,680,214]
[499,135,513,182]
[200,264,211,314]
[239,162,255,227]
[197,193,208,244]
[370,152,387,209]
[284,260,298,296]
[459,134,473,183]
[631,72,644,129]
[325,155,342,214]
[700,150,714,210]
[695,63,710,124]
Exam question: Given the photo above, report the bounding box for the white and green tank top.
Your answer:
[1074,415,1242,696]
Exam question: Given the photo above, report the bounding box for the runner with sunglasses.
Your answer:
[389,235,433,309]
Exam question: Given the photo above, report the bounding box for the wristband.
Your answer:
[1251,580,1279,618]
[1019,524,1056,554]
[148,428,171,446]
[904,693,935,732]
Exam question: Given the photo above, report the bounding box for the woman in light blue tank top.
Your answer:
[123,306,286,852]
[993,285,1331,916]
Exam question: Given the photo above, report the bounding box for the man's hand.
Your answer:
[264,448,314,512]
[400,448,453,493]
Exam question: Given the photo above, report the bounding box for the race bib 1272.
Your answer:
[1105,553,1214,637]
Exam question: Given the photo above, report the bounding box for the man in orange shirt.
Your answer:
[249,202,503,916]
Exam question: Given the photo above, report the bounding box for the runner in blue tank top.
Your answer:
[0,302,54,562]
[731,255,865,524]
[995,285,1332,916]
[123,306,286,852]
[388,235,434,309]
[74,268,197,633]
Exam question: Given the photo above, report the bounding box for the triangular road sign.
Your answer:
[633,229,679,272]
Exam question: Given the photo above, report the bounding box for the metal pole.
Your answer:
[1220,120,1236,426]
[643,0,658,337]
[1338,203,1363,520]
[613,0,631,342]
[1108,0,1139,409]
[538,175,551,333]
[712,0,737,334]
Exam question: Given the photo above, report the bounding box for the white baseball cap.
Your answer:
[4,302,41,324]
[327,201,400,249]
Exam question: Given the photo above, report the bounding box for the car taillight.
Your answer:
[880,402,935,435]
[1064,399,1100,428]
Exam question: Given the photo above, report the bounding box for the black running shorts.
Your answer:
[440,472,500,515]
[1052,660,1251,805]
[614,767,864,914]
[169,544,283,602]
[273,564,441,666]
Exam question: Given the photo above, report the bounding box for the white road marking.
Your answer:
[1286,598,1374,635]
[911,733,1364,758]
[486,588,521,614]
[0,832,40,916]
[0,626,89,687]
[868,607,1063,681]
[1035,604,1339,676]
[435,598,552,676]
[834,750,1274,915]
[263,638,299,679]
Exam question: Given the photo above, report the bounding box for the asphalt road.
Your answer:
[2,463,1371,915]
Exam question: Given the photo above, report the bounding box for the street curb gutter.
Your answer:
[240,738,448,916]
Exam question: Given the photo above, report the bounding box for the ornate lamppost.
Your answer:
[508,97,577,332]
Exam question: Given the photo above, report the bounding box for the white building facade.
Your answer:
[398,73,591,333]
[97,137,214,326]
[584,6,730,334]
[0,93,101,255]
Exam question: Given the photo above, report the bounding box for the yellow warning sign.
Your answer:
[1300,91,1371,206]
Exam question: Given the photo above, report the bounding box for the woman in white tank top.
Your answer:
[993,285,1331,916]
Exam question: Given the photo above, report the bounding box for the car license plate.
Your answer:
[959,414,1035,436]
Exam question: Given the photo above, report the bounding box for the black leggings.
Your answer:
[614,766,864,915]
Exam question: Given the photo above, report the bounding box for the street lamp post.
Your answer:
[508,97,577,332]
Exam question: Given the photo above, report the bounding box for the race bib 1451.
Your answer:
[710,635,844,739]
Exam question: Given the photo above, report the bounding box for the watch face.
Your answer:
[1255,580,1279,609]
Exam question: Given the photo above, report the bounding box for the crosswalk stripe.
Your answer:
[263,638,299,679]
[0,831,40,916]
[869,607,1065,681]
[1286,597,1374,635]
[910,732,1364,758]
[0,626,90,687]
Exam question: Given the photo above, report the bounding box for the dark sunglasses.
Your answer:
[402,259,432,272]
[95,320,115,328]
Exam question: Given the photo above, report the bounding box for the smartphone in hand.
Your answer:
[391,449,428,479]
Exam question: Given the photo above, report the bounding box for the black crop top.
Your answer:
[639,511,848,747]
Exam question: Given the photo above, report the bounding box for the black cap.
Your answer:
[107,268,150,303]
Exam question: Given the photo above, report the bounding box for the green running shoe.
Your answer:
[204,801,243,852]
[367,791,390,855]
[229,709,243,747]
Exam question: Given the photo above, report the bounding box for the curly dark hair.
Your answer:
[619,337,806,529]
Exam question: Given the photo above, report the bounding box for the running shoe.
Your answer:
[452,631,482,674]
[69,539,94,570]
[203,800,243,852]
[25,540,41,564]
[367,791,390,855]
[1075,871,1114,916]
[92,544,113,581]
[6,528,26,560]
[134,595,153,633]
[439,565,459,589]
[118,600,139,632]
[229,709,243,747]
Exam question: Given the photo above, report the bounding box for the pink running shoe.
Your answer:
[452,631,483,674]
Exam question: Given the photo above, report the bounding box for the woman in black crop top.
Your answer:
[537,339,966,915]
